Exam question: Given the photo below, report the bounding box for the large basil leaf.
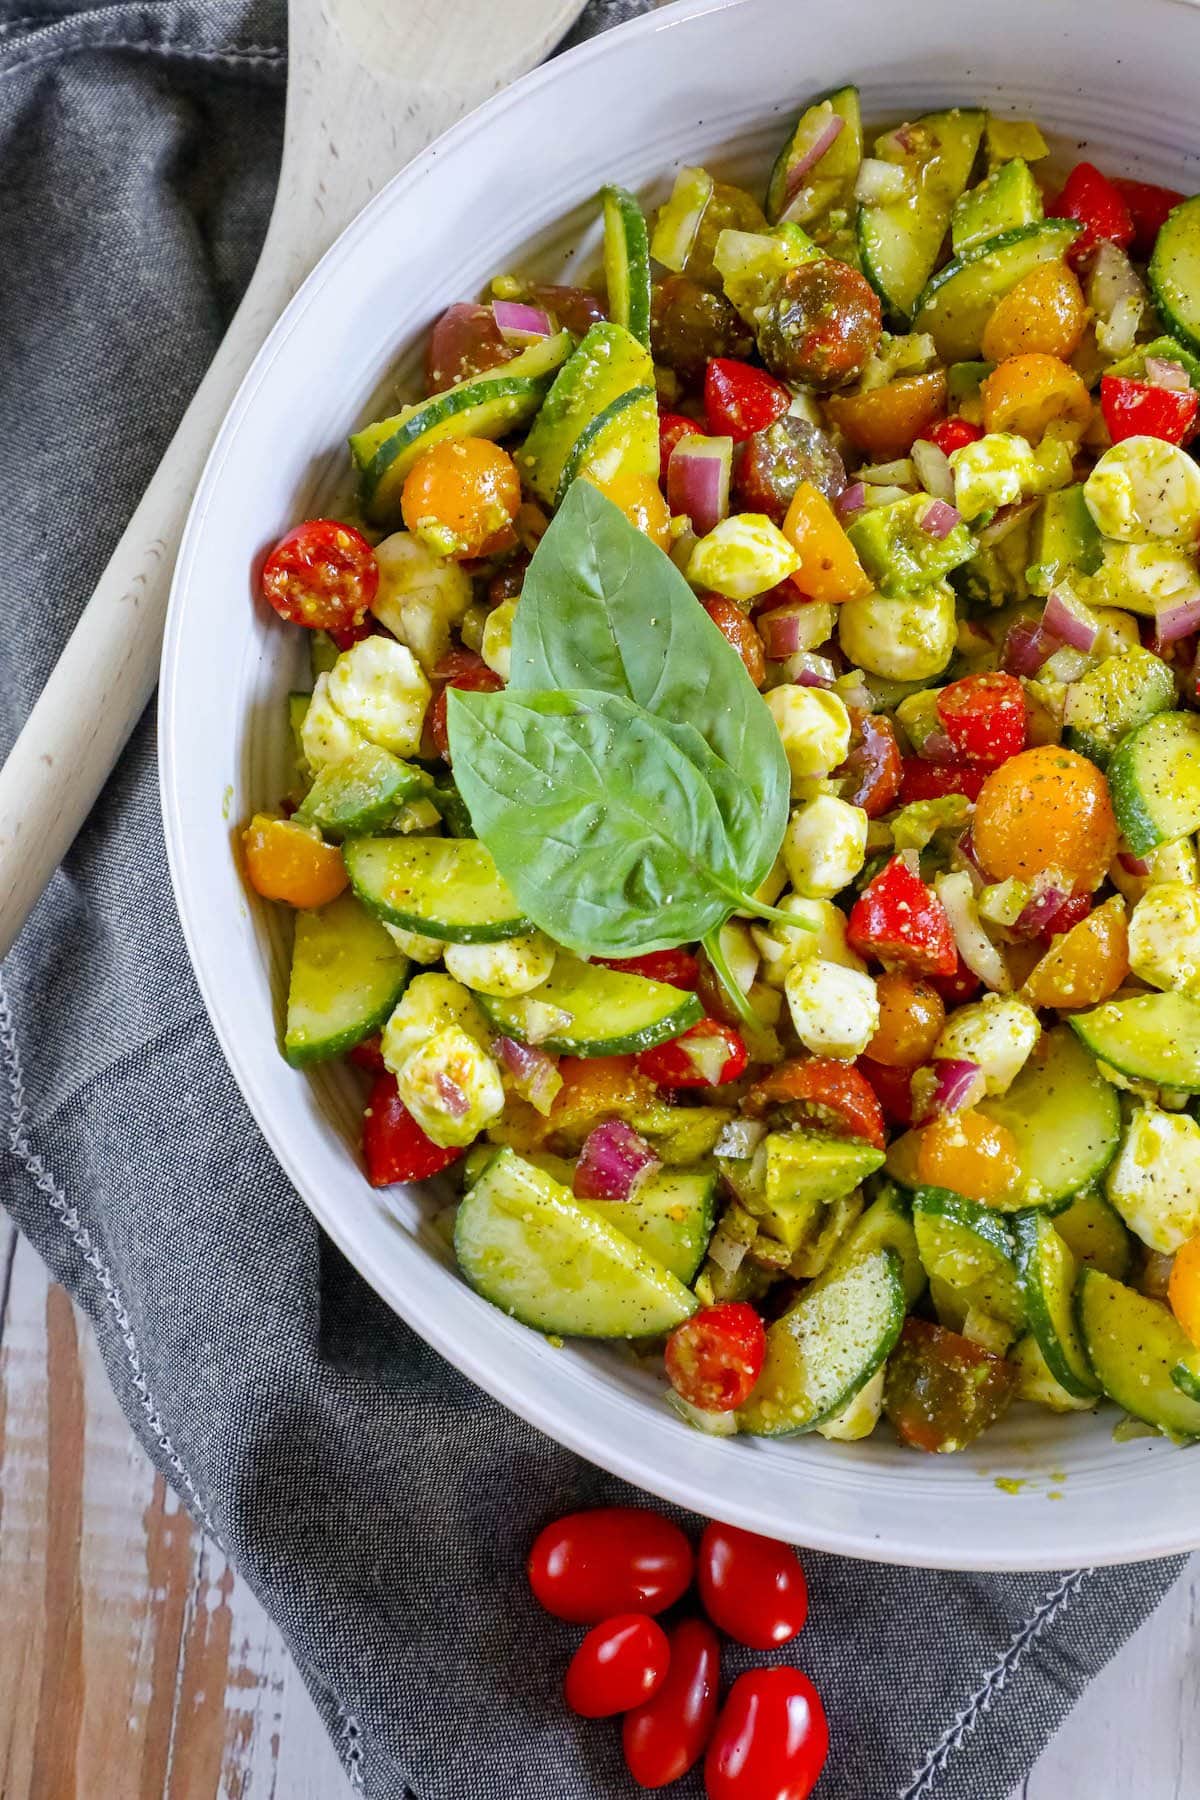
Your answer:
[510,480,788,887]
[446,687,755,956]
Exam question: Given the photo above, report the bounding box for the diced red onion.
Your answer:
[911,437,955,503]
[1145,356,1192,392]
[1119,851,1150,877]
[913,1057,987,1124]
[1012,875,1071,940]
[491,1036,561,1116]
[783,113,845,201]
[916,728,959,766]
[835,482,867,521]
[1002,617,1058,677]
[783,650,838,688]
[978,498,1039,548]
[491,299,553,344]
[435,1073,469,1120]
[919,498,961,539]
[1153,590,1200,642]
[573,1119,660,1203]
[760,604,810,660]
[667,434,733,536]
[1042,587,1100,653]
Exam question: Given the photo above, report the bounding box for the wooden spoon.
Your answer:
[0,0,584,960]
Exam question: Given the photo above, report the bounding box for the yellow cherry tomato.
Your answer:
[242,814,348,908]
[582,468,672,550]
[825,371,948,458]
[866,971,946,1068]
[1022,895,1129,1011]
[781,480,872,603]
[973,746,1118,892]
[981,263,1088,363]
[981,353,1093,442]
[914,1110,1021,1206]
[401,437,521,559]
[1169,1235,1200,1347]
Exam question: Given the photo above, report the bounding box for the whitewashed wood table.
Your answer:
[0,1219,1195,1797]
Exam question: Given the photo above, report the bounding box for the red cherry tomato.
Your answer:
[527,1508,694,1624]
[636,1019,748,1089]
[837,711,903,818]
[899,758,989,805]
[347,1033,386,1074]
[623,1619,721,1789]
[665,1303,766,1413]
[426,300,514,393]
[328,615,376,652]
[936,672,1027,768]
[918,416,984,457]
[1042,890,1092,942]
[1111,177,1185,257]
[928,953,982,1007]
[261,519,379,632]
[846,856,958,979]
[429,649,504,759]
[1049,162,1135,269]
[857,1055,915,1128]
[565,1614,671,1719]
[697,1522,809,1650]
[705,1667,830,1800]
[744,1058,886,1149]
[660,409,699,483]
[705,358,791,442]
[702,595,768,687]
[361,1075,465,1186]
[595,949,701,989]
[1100,373,1199,446]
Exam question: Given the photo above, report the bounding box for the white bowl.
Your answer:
[161,0,1200,1569]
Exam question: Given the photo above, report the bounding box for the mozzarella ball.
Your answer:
[785,957,879,1058]
[327,636,431,757]
[765,685,852,787]
[837,582,957,682]
[782,794,868,898]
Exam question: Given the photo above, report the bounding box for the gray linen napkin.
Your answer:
[0,3,1186,1796]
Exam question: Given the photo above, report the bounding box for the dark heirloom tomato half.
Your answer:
[758,257,882,389]
[884,1318,1017,1453]
[837,711,903,818]
[425,300,514,392]
[735,415,846,521]
[651,274,754,384]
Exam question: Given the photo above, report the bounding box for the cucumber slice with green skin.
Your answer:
[977,1025,1121,1210]
[1148,194,1200,357]
[765,85,862,227]
[1051,1188,1131,1281]
[912,1189,1024,1327]
[814,1187,926,1305]
[588,1166,717,1283]
[427,773,475,839]
[557,384,658,505]
[350,332,572,524]
[1170,1356,1200,1406]
[1076,1267,1200,1439]
[517,322,654,506]
[454,1148,697,1338]
[293,744,430,840]
[601,186,652,349]
[857,108,985,324]
[1107,709,1200,856]
[912,219,1080,361]
[283,891,410,1068]
[344,837,529,943]
[479,952,702,1056]
[737,1248,905,1436]
[1013,1211,1099,1398]
[1062,646,1176,768]
[1070,990,1200,1092]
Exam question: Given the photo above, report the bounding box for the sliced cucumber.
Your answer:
[479,952,702,1056]
[1070,991,1200,1092]
[814,1187,926,1305]
[1013,1211,1099,1398]
[344,836,529,943]
[857,108,985,323]
[1076,1267,1200,1439]
[350,332,572,523]
[517,321,654,506]
[455,1149,697,1338]
[588,1166,717,1283]
[601,185,652,348]
[977,1025,1121,1210]
[1170,1356,1200,1406]
[1107,709,1200,856]
[912,1188,1024,1327]
[293,743,430,840]
[1012,1333,1098,1413]
[1051,1188,1131,1281]
[765,85,862,226]
[558,383,658,504]
[283,891,409,1068]
[1062,646,1176,768]
[1148,193,1200,356]
[737,1248,905,1436]
[913,219,1080,361]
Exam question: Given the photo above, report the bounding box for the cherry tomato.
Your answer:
[759,258,882,390]
[1100,373,1199,446]
[401,437,521,559]
[699,595,768,686]
[1168,1234,1200,1348]
[837,711,903,818]
[564,1614,671,1719]
[660,409,699,483]
[528,281,608,335]
[884,1317,1016,1453]
[936,672,1027,768]
[928,953,982,1007]
[623,1619,721,1789]
[846,856,958,978]
[913,1109,1021,1205]
[426,300,513,393]
[637,1020,748,1089]
[527,1508,694,1624]
[361,1075,465,1185]
[918,416,984,457]
[898,758,988,804]
[1022,895,1127,1010]
[429,650,504,759]
[1042,891,1092,942]
[241,814,348,908]
[651,274,755,385]
[744,1058,886,1150]
[980,262,1088,363]
[347,1033,386,1074]
[697,1523,809,1650]
[595,949,700,989]
[973,745,1118,892]
[825,370,947,457]
[665,1303,766,1413]
[705,1668,830,1800]
[1111,176,1185,257]
[866,971,945,1068]
[857,1055,915,1128]
[1048,161,1135,269]
[584,467,673,550]
[734,416,845,522]
[704,357,791,442]
[260,519,379,632]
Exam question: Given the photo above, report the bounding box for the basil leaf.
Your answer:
[446,686,753,956]
[510,480,789,887]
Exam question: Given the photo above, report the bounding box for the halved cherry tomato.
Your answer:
[782,480,872,603]
[866,971,945,1068]
[347,1033,386,1074]
[912,1109,1021,1204]
[918,416,983,457]
[825,370,947,457]
[1022,894,1128,1010]
[564,1614,671,1719]
[1042,891,1092,942]
[1111,177,1185,257]
[623,1619,721,1789]
[260,519,379,632]
[857,1056,915,1128]
[426,300,513,392]
[838,711,903,818]
[595,949,700,989]
[702,595,767,686]
[1168,1234,1200,1347]
[660,409,699,483]
[527,1508,694,1623]
[583,467,672,550]
[361,1074,465,1185]
[981,353,1092,441]
[745,1057,886,1149]
[637,1020,748,1089]
[429,650,504,759]
[705,1668,829,1800]
[401,437,521,560]
[528,282,608,335]
[545,1056,661,1147]
[665,1303,766,1413]
[973,745,1117,891]
[980,261,1087,363]
[1100,373,1199,446]
[697,1522,809,1650]
[884,1317,1016,1453]
[1049,162,1135,268]
[241,814,348,908]
[936,672,1027,768]
[704,357,791,442]
[847,856,958,978]
[899,758,988,804]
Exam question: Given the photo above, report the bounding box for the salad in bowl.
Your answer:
[239,87,1200,1458]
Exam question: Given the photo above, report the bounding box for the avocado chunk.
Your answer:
[1026,483,1103,596]
[723,1130,884,1253]
[847,493,976,598]
[952,158,1042,256]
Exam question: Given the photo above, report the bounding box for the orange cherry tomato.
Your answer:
[980,263,1088,363]
[825,370,948,458]
[401,436,521,559]
[241,814,347,908]
[583,468,672,550]
[546,1055,661,1146]
[1168,1235,1200,1348]
[866,971,946,1068]
[914,1110,1021,1205]
[701,594,767,686]
[973,746,1118,892]
[1022,895,1129,1010]
[781,479,872,603]
[981,353,1093,442]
